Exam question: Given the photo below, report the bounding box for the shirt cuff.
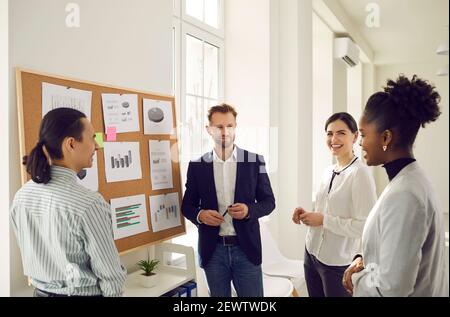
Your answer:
[196,210,203,224]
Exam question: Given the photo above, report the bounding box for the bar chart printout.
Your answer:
[149,193,181,232]
[110,194,149,240]
[103,142,142,183]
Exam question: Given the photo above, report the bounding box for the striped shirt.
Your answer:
[10,166,127,296]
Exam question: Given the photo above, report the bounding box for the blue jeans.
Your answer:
[203,243,263,297]
[304,248,350,297]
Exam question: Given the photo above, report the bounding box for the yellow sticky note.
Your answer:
[95,133,104,148]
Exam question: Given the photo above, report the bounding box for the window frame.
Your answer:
[173,0,181,18]
[181,0,225,38]
[181,21,225,137]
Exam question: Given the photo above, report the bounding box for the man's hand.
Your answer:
[198,210,224,227]
[228,203,249,220]
[299,212,324,227]
[342,256,365,295]
[292,207,306,224]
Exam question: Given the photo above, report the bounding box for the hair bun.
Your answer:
[384,75,441,127]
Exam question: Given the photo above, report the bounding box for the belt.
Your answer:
[218,235,238,246]
[34,289,70,297]
[34,288,103,297]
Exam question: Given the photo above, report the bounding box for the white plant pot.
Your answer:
[139,273,158,288]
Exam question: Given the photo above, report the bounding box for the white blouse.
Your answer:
[305,158,377,266]
[353,162,449,296]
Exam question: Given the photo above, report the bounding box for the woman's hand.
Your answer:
[342,256,365,295]
[299,212,324,227]
[292,207,306,224]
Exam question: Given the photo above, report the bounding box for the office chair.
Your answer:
[260,219,306,297]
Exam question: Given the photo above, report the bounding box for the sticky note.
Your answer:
[95,133,104,148]
[106,126,117,142]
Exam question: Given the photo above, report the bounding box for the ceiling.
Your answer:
[338,0,449,65]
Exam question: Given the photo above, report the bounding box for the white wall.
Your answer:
[332,54,347,114]
[225,0,271,160]
[0,0,10,297]
[375,63,449,216]
[9,0,173,296]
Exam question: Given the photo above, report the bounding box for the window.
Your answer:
[182,0,224,36]
[172,0,224,249]
[183,26,223,160]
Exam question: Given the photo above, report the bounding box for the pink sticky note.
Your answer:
[106,127,117,141]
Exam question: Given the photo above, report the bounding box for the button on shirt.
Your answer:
[10,166,127,296]
[305,159,377,266]
[213,147,238,236]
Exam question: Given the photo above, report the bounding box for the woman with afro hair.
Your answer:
[342,75,449,297]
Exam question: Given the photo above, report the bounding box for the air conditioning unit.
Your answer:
[334,37,360,67]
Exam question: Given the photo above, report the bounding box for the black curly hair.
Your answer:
[363,74,441,149]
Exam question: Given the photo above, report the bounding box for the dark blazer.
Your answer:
[181,147,275,268]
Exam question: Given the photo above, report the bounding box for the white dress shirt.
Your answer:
[197,147,238,236]
[353,162,449,296]
[306,158,377,266]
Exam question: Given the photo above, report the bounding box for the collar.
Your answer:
[333,156,358,174]
[50,165,79,183]
[212,145,237,163]
[382,158,417,181]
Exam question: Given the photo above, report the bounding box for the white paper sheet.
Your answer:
[42,82,92,120]
[103,142,142,183]
[143,99,174,135]
[110,194,149,240]
[102,94,140,133]
[149,140,174,190]
[149,193,181,232]
[77,152,99,192]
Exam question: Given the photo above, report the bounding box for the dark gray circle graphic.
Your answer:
[148,107,164,123]
[122,101,130,108]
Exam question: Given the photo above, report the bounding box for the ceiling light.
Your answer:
[436,40,449,55]
[436,65,448,76]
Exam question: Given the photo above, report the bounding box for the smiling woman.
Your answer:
[292,112,377,297]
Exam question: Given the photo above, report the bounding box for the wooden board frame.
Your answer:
[16,68,186,254]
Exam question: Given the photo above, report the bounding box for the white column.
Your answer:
[273,0,313,259]
[347,63,363,157]
[296,0,313,259]
[0,0,10,297]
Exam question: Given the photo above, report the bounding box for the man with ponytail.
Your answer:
[11,108,127,297]
[342,75,449,297]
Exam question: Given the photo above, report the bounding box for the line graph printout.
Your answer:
[42,82,92,120]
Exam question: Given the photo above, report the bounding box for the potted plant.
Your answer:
[137,256,159,288]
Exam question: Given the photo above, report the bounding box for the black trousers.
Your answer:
[304,248,351,297]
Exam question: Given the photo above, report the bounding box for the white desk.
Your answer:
[123,243,196,297]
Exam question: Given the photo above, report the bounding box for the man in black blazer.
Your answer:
[181,104,275,297]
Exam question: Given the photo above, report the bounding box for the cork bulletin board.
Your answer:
[16,68,186,254]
